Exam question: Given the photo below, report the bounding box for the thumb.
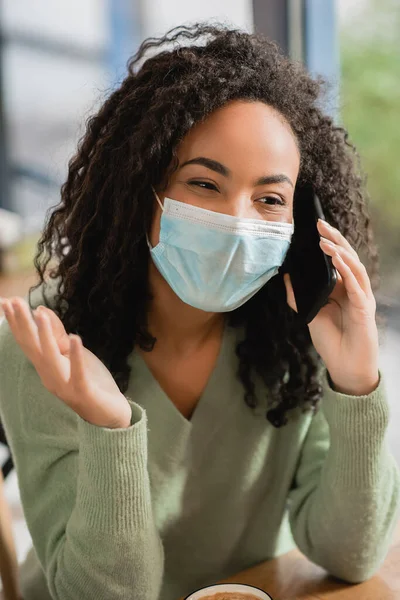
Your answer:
[283,273,298,313]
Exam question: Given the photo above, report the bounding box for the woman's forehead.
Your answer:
[176,100,300,180]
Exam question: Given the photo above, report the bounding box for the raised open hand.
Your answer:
[0,297,132,428]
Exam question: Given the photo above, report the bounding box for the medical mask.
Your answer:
[147,192,294,312]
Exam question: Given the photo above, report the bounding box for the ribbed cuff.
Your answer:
[321,368,391,488]
[76,399,153,533]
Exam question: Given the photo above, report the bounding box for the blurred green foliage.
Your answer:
[340,0,400,295]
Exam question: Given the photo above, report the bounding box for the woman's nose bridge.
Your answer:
[224,192,252,217]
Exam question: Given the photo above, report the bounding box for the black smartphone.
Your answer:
[280,185,338,324]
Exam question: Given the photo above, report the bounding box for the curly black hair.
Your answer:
[28,23,379,427]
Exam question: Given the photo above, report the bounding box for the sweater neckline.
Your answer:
[132,318,235,430]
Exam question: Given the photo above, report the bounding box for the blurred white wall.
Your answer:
[1,0,108,49]
[0,0,110,230]
[140,0,254,37]
[0,0,253,231]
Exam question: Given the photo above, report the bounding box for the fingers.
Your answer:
[319,235,372,296]
[1,296,92,410]
[317,219,359,259]
[317,220,373,296]
[41,306,70,355]
[317,220,376,310]
[0,297,70,386]
[330,252,368,310]
[69,335,89,394]
[35,310,67,383]
[0,297,42,364]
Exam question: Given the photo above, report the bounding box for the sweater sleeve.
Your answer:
[0,318,164,600]
[287,368,400,583]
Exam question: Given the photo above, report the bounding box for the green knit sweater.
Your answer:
[0,283,399,600]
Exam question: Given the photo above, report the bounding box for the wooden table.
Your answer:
[181,519,400,599]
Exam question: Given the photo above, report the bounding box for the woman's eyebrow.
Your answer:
[180,157,231,177]
[255,174,294,188]
[180,156,294,188]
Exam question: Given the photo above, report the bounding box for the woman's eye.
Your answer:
[189,181,219,191]
[258,196,285,206]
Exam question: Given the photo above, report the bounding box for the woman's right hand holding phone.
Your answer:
[0,297,132,429]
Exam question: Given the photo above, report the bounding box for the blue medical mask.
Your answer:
[147,191,294,312]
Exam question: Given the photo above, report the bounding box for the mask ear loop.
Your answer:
[152,187,164,211]
[147,187,164,249]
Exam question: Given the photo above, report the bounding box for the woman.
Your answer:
[0,23,399,600]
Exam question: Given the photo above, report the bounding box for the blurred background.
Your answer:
[0,0,399,297]
[0,0,399,575]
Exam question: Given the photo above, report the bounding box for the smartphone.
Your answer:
[280,184,338,324]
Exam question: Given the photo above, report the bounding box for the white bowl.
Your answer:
[184,583,273,600]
